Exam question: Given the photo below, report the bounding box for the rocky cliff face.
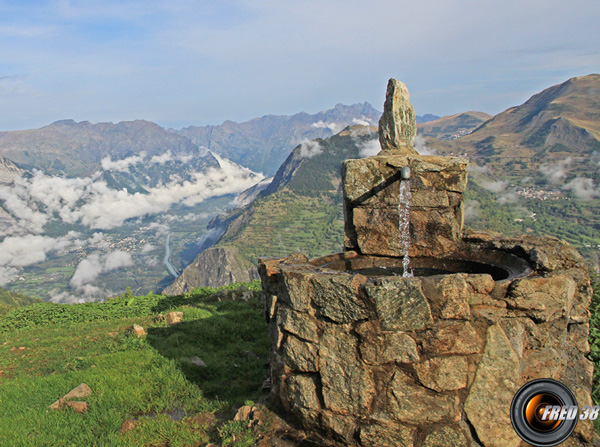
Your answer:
[0,156,24,184]
[164,246,258,294]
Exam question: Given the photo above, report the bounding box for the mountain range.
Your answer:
[0,103,392,300]
[0,75,597,300]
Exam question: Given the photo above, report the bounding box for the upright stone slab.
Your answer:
[379,79,418,154]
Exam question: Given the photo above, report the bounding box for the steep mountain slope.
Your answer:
[418,111,491,140]
[426,74,600,179]
[0,157,24,184]
[165,126,378,292]
[0,120,200,177]
[176,103,381,175]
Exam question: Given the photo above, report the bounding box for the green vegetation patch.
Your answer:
[0,287,41,316]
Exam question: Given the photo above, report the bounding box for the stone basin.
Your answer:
[314,249,531,281]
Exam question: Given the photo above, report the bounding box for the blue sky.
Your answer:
[0,0,598,131]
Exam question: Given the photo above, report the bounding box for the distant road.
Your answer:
[164,233,179,278]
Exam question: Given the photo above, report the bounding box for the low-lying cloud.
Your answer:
[358,138,381,158]
[101,153,147,172]
[464,200,482,221]
[0,232,81,286]
[414,134,437,155]
[0,155,264,232]
[150,151,194,165]
[475,174,519,204]
[539,157,572,184]
[49,250,135,303]
[70,250,133,289]
[352,116,375,127]
[298,140,323,158]
[312,120,342,134]
[562,177,600,200]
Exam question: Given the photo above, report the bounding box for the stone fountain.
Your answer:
[258,80,596,447]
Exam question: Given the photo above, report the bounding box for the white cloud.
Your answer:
[53,250,134,302]
[0,156,265,230]
[141,243,156,253]
[358,138,381,158]
[464,200,481,221]
[562,177,599,200]
[149,151,194,164]
[150,152,174,164]
[477,177,519,203]
[539,157,572,184]
[0,232,78,268]
[298,140,323,158]
[352,117,374,127]
[0,232,80,285]
[0,266,20,286]
[414,134,436,156]
[101,152,147,172]
[479,179,508,193]
[69,250,133,292]
[497,190,519,204]
[467,163,489,175]
[311,120,342,134]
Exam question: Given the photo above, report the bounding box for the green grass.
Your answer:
[0,282,267,446]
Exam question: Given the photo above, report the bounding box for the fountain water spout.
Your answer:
[398,175,413,277]
[400,166,411,180]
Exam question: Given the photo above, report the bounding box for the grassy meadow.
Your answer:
[0,282,268,447]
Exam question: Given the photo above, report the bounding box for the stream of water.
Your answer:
[398,179,413,277]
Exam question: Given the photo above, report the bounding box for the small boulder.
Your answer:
[234,405,254,421]
[165,311,184,325]
[66,401,89,413]
[63,383,93,400]
[120,419,137,433]
[131,324,146,337]
[49,383,93,410]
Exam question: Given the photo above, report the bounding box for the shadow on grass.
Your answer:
[145,296,270,406]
